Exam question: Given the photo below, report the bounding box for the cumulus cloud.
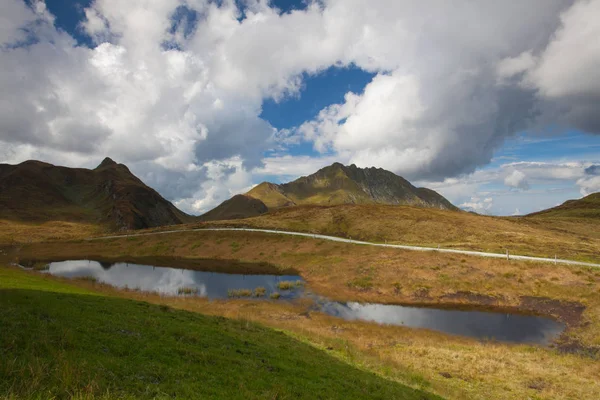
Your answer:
[526,0,600,133]
[460,197,494,214]
[504,170,530,190]
[0,0,599,213]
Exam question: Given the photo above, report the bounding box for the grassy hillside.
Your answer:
[11,231,600,400]
[199,194,268,221]
[0,267,439,400]
[246,163,457,210]
[202,204,600,262]
[528,192,600,219]
[0,158,193,231]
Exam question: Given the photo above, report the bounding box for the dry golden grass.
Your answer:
[0,219,107,244]
[13,231,600,344]
[8,265,600,400]
[198,204,600,263]
[5,221,600,399]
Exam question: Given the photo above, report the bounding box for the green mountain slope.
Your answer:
[527,192,600,219]
[247,162,457,210]
[0,158,193,230]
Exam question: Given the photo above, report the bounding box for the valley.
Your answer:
[2,160,600,400]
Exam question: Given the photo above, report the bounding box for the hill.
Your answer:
[246,162,457,210]
[0,267,439,400]
[199,194,268,221]
[527,192,600,219]
[0,158,193,231]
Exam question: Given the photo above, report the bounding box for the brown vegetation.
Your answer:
[197,204,600,262]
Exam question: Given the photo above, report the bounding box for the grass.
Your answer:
[228,288,253,298]
[202,204,600,263]
[6,228,600,399]
[177,286,199,295]
[0,219,105,244]
[278,281,302,290]
[270,292,281,299]
[0,266,439,400]
[253,287,266,297]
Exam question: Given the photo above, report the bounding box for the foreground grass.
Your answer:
[5,229,600,399]
[0,267,438,400]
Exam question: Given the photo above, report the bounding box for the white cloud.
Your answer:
[504,170,530,190]
[460,197,494,214]
[577,176,600,196]
[0,0,599,214]
[496,51,536,81]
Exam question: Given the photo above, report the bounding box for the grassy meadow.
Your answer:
[0,267,438,400]
[3,228,600,399]
[2,204,600,400]
[199,204,600,263]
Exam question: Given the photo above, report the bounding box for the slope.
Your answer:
[246,162,457,210]
[198,194,268,221]
[0,158,193,231]
[527,192,600,219]
[0,267,440,400]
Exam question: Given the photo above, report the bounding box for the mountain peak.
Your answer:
[96,157,117,169]
[244,163,457,210]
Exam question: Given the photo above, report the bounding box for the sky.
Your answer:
[1,0,599,216]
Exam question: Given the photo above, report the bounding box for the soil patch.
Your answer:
[440,291,501,305]
[519,296,586,327]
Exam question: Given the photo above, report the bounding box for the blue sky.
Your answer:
[2,0,599,215]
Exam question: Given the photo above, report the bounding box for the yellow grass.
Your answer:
[199,204,600,263]
[7,265,600,400]
[0,219,106,244]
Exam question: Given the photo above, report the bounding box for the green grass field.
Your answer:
[0,267,440,400]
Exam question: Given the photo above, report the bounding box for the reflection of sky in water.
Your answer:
[46,260,303,299]
[46,260,565,345]
[319,301,565,345]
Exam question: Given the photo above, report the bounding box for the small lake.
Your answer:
[318,301,565,345]
[41,260,565,345]
[44,260,304,300]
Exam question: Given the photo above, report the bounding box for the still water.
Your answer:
[45,260,303,299]
[318,301,565,345]
[43,260,565,345]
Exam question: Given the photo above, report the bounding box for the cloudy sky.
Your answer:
[1,0,599,216]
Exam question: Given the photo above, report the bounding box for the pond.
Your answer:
[43,260,304,300]
[317,301,565,345]
[40,260,565,345]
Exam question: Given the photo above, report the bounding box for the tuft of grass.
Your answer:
[347,276,373,290]
[269,292,281,300]
[277,281,300,290]
[253,287,266,297]
[227,288,253,298]
[177,286,199,295]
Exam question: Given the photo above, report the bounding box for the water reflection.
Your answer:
[44,260,566,345]
[318,301,565,345]
[46,260,303,300]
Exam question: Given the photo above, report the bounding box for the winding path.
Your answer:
[89,227,600,268]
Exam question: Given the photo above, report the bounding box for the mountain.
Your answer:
[0,158,193,230]
[199,194,268,221]
[246,162,457,210]
[527,192,600,219]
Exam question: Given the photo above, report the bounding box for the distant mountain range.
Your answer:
[200,162,457,221]
[3,157,596,230]
[0,158,193,230]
